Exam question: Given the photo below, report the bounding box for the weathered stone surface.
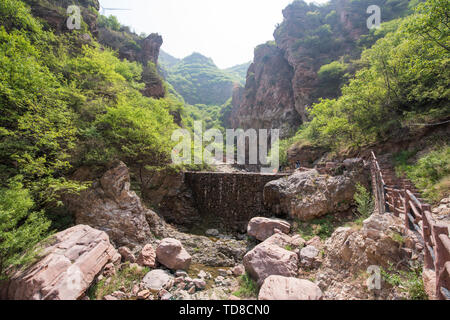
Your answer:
[156,238,191,270]
[0,225,118,300]
[264,160,369,221]
[137,244,156,268]
[299,246,320,268]
[65,161,165,248]
[142,270,174,292]
[243,234,298,286]
[324,214,406,274]
[232,265,245,277]
[229,43,300,139]
[247,217,291,241]
[258,276,323,300]
[118,246,136,263]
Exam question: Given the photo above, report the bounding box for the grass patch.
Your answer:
[296,215,335,241]
[232,273,258,299]
[88,263,149,300]
[381,262,428,300]
[394,146,450,203]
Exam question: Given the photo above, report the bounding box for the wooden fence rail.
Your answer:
[370,151,450,300]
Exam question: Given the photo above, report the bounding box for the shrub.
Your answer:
[232,273,258,299]
[0,177,51,279]
[354,183,374,221]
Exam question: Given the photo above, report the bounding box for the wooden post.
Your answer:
[434,232,450,300]
[403,190,411,230]
[422,210,434,270]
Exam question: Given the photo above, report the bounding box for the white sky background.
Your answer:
[98,0,330,69]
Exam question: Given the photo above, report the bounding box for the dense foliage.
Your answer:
[296,0,449,152]
[0,0,180,278]
[162,52,242,106]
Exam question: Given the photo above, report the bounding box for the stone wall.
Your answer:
[185,172,288,233]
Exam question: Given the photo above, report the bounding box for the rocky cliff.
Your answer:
[230,0,412,136]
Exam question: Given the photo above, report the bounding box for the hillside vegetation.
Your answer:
[0,0,181,276]
[161,52,244,106]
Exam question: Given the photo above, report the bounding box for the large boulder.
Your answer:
[65,161,165,248]
[156,238,192,271]
[0,225,119,300]
[247,217,291,241]
[258,276,323,300]
[264,159,369,221]
[243,234,298,286]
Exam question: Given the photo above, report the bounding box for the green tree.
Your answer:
[0,177,51,279]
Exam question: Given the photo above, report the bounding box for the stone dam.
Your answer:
[184,172,289,233]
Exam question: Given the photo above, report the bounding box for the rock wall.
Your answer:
[185,172,289,233]
[230,43,299,138]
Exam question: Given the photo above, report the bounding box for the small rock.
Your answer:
[187,286,196,294]
[137,244,156,268]
[103,263,116,277]
[218,269,228,277]
[103,295,119,300]
[206,229,220,237]
[175,270,188,278]
[306,236,322,249]
[132,284,140,296]
[232,265,245,277]
[192,278,206,290]
[137,290,151,300]
[299,246,320,267]
[111,291,126,299]
[118,246,136,263]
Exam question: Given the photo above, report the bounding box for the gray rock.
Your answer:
[142,269,174,292]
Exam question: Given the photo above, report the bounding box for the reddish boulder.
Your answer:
[0,225,118,300]
[247,217,291,241]
[156,238,191,271]
[243,236,298,286]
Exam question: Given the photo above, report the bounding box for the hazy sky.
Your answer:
[98,0,329,69]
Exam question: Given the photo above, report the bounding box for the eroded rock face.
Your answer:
[258,276,323,300]
[156,238,192,271]
[264,160,369,221]
[247,217,291,241]
[243,234,298,286]
[65,161,164,248]
[0,225,119,300]
[230,43,300,138]
[324,214,408,274]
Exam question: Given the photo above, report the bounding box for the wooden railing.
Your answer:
[370,152,450,300]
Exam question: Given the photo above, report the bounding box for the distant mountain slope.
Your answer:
[160,52,248,106]
[225,62,252,85]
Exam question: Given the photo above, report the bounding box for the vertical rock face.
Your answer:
[0,225,119,300]
[230,0,409,137]
[140,33,163,66]
[230,43,299,138]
